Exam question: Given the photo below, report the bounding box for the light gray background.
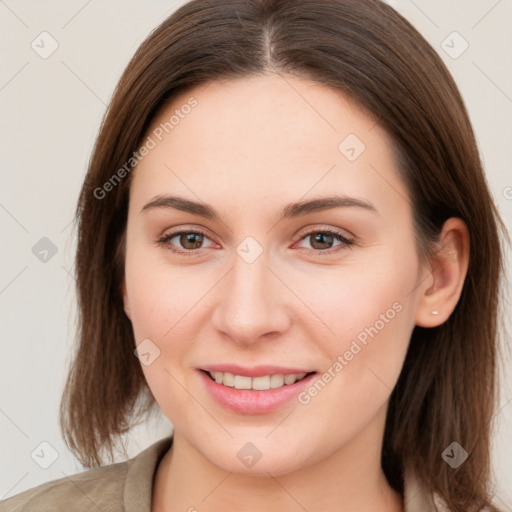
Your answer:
[1,0,511,507]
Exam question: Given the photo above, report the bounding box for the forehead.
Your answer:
[130,73,409,219]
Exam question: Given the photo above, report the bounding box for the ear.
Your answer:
[415,217,470,328]
[121,277,131,320]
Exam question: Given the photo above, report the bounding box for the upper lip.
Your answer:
[200,364,316,377]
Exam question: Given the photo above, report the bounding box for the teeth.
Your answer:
[284,374,297,385]
[209,371,307,390]
[234,375,252,390]
[253,375,270,390]
[270,374,284,388]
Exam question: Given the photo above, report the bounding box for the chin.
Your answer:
[188,433,318,478]
[217,451,305,477]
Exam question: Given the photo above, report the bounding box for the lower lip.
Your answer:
[198,370,317,414]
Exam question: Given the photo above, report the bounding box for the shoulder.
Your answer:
[0,459,128,512]
[0,436,173,512]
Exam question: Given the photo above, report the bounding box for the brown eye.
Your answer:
[295,229,354,255]
[157,229,215,255]
[309,232,336,250]
[177,232,204,250]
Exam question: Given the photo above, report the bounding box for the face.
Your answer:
[122,73,425,476]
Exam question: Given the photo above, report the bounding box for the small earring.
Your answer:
[432,310,439,315]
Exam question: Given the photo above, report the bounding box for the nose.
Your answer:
[211,251,291,346]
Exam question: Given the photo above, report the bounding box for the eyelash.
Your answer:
[157,226,354,257]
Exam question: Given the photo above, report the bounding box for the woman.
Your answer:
[1,0,508,511]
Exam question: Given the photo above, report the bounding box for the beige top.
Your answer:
[0,436,446,511]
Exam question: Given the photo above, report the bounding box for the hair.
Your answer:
[59,1,509,510]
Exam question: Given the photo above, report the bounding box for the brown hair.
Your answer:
[60,1,509,510]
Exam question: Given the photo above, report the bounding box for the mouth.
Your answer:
[200,369,317,391]
[197,364,319,414]
[198,367,318,414]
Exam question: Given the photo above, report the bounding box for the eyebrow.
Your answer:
[140,194,378,220]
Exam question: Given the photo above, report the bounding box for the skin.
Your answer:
[121,72,469,512]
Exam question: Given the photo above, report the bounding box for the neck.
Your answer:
[152,410,403,512]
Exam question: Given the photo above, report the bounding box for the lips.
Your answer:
[197,364,318,414]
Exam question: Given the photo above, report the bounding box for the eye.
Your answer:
[157,228,216,256]
[157,226,354,257]
[293,228,354,255]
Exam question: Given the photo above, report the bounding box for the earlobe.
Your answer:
[414,217,470,328]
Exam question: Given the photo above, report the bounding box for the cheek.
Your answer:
[124,253,207,425]
[290,248,416,354]
[295,246,418,420]
[124,244,209,344]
